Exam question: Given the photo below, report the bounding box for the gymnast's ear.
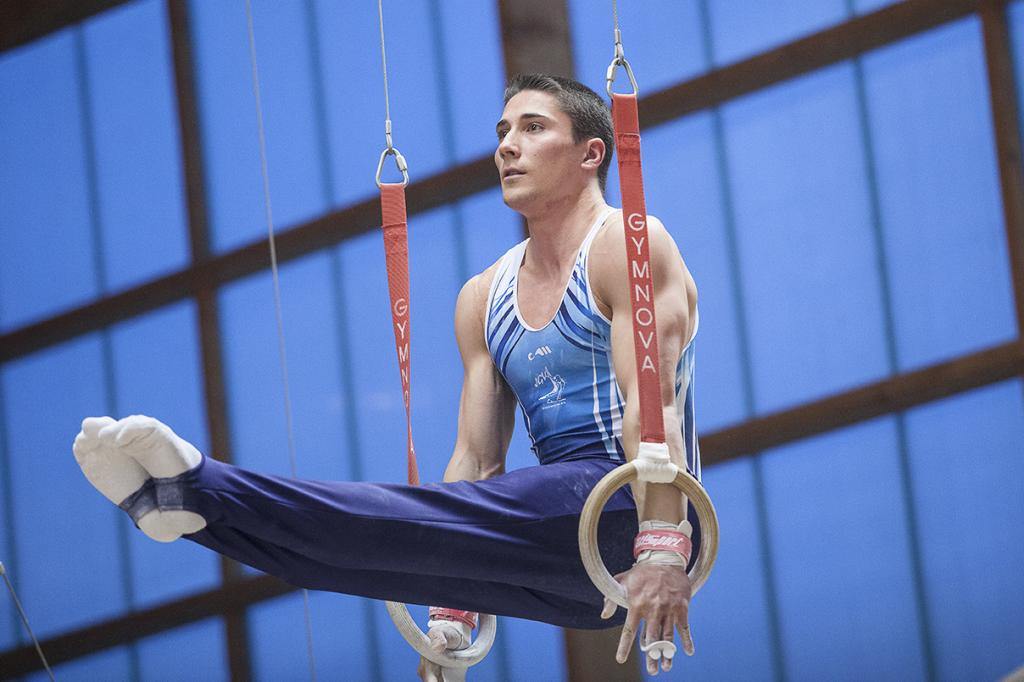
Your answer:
[582,137,606,172]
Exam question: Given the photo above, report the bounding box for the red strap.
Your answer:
[633,530,693,564]
[380,183,420,486]
[428,607,479,630]
[612,93,665,445]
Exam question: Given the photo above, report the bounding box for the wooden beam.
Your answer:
[979,0,1024,336]
[0,0,132,53]
[564,627,642,682]
[639,0,988,129]
[0,574,294,677]
[3,341,1021,674]
[165,1,252,678]
[0,155,496,364]
[700,341,1024,464]
[498,0,575,78]
[0,0,987,365]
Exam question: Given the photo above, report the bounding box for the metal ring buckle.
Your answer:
[606,56,639,98]
[376,146,409,188]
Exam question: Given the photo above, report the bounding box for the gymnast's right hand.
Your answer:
[416,615,472,682]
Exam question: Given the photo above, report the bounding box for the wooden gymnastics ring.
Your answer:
[578,459,720,608]
[385,601,497,675]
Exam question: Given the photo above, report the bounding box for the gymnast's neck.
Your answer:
[520,184,609,278]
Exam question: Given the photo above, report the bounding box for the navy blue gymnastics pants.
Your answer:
[169,456,698,629]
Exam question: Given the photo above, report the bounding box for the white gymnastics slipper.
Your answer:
[73,416,150,506]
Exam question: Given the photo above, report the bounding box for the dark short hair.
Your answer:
[503,74,614,193]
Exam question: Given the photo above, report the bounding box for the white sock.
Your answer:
[95,415,206,542]
[100,415,202,478]
[73,417,150,506]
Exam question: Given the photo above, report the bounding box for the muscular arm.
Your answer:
[445,269,517,482]
[591,212,699,673]
[591,213,697,523]
[419,269,518,681]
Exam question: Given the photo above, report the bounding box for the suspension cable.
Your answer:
[242,3,317,679]
[1,561,55,681]
[606,0,638,97]
[375,0,409,187]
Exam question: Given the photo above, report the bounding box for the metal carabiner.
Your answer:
[375,147,409,188]
[606,28,639,97]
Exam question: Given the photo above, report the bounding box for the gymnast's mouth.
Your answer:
[502,168,525,179]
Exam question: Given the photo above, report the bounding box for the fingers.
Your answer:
[600,597,617,620]
[640,620,678,676]
[418,656,442,682]
[427,629,449,654]
[675,615,695,656]
[615,609,641,664]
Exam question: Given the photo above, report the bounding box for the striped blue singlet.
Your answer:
[484,208,701,478]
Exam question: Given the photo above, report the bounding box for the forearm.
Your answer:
[442,450,505,483]
[623,402,688,525]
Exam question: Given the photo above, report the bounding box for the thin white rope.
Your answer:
[377,0,393,148]
[1,561,55,681]
[242,3,317,680]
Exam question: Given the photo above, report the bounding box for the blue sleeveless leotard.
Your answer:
[484,208,701,478]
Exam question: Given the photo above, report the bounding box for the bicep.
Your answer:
[449,276,516,475]
[605,219,692,408]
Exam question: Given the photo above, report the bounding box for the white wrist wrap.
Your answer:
[636,519,693,567]
[634,442,677,483]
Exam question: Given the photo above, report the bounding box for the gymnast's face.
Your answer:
[495,90,591,215]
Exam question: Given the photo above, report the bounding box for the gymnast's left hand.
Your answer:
[601,562,694,675]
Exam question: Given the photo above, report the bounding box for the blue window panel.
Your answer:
[0,386,15,650]
[137,618,228,681]
[643,114,746,430]
[706,0,847,67]
[0,32,97,331]
[721,65,889,413]
[407,208,469,482]
[2,336,127,637]
[220,252,355,481]
[678,458,775,680]
[340,208,463,485]
[502,617,564,681]
[316,1,446,206]
[82,0,189,292]
[26,645,131,681]
[862,18,1014,372]
[434,0,506,162]
[905,380,1024,681]
[191,0,326,253]
[249,591,375,680]
[763,418,926,680]
[569,0,708,99]
[108,301,221,607]
[311,0,385,207]
[1014,2,1024,139]
[372,602,426,681]
[851,0,899,14]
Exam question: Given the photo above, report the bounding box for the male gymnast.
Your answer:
[73,74,707,679]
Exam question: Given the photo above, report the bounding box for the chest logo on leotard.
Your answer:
[527,345,552,361]
[534,366,566,409]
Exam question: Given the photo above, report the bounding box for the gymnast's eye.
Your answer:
[527,122,543,132]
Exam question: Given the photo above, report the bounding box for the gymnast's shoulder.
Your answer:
[454,258,503,336]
